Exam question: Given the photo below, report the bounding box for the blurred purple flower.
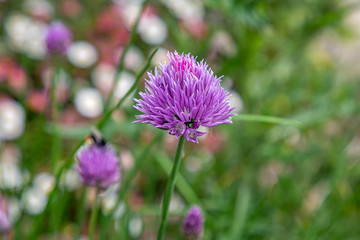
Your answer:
[182,205,204,239]
[134,51,235,143]
[45,21,72,55]
[75,144,120,189]
[0,196,10,234]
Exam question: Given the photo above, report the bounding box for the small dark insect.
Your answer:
[85,128,106,147]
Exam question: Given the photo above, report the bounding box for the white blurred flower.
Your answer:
[33,172,55,195]
[113,71,135,107]
[185,156,203,172]
[113,201,126,219]
[92,63,116,94]
[124,47,144,72]
[5,14,32,51]
[169,194,185,214]
[151,47,169,66]
[120,150,134,170]
[229,90,243,114]
[60,168,82,191]
[0,100,26,141]
[74,88,103,118]
[5,14,46,59]
[21,187,48,215]
[161,0,204,21]
[128,216,143,238]
[67,41,98,68]
[0,161,23,189]
[101,193,117,215]
[24,20,47,59]
[138,15,167,45]
[121,1,142,29]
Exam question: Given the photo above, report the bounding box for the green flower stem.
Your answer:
[157,135,186,240]
[89,189,99,240]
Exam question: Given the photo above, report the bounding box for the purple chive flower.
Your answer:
[134,51,235,143]
[182,206,204,239]
[45,21,72,55]
[0,196,11,234]
[75,144,120,189]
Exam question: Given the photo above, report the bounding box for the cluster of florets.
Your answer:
[134,51,235,143]
[75,142,120,190]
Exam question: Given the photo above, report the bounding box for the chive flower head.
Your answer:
[134,51,235,143]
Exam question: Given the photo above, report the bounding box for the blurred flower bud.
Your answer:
[45,21,72,55]
[75,143,120,190]
[181,206,204,240]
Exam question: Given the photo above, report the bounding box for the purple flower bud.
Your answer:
[75,144,120,190]
[134,51,235,143]
[45,21,72,55]
[0,196,11,233]
[181,206,204,239]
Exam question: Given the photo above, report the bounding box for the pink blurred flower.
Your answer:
[94,5,129,65]
[0,58,27,92]
[0,196,11,234]
[181,19,208,40]
[60,0,82,18]
[27,90,48,113]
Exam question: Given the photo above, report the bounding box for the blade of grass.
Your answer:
[100,132,163,239]
[229,183,251,240]
[155,153,202,206]
[233,114,301,127]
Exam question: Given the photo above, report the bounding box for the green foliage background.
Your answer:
[1,0,360,239]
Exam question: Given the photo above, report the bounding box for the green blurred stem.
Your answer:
[75,188,87,239]
[89,189,99,240]
[157,136,185,240]
[104,0,149,111]
[50,65,62,172]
